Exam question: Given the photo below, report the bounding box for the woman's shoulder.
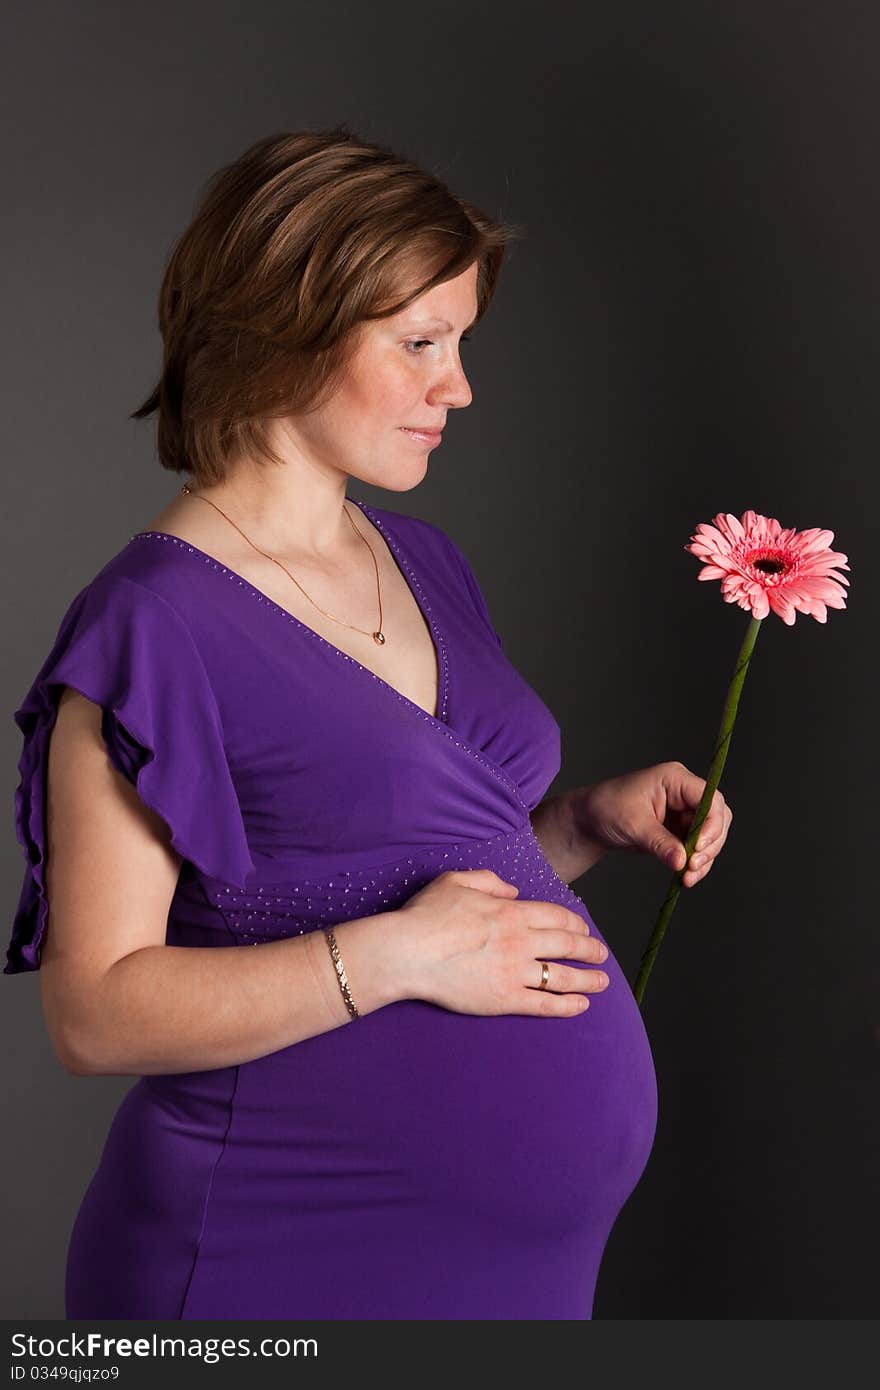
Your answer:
[364,502,503,647]
[369,503,485,579]
[362,501,465,566]
[13,534,225,738]
[82,525,237,638]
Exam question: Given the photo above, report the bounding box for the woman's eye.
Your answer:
[404,334,472,355]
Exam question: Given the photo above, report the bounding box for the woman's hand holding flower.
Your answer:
[571,761,733,887]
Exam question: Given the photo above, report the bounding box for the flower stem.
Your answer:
[633,614,763,1009]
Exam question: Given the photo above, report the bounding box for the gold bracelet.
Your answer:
[323,928,360,1019]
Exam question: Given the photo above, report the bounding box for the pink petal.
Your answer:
[794,528,835,553]
[692,525,731,556]
[799,550,850,576]
[796,576,849,601]
[768,589,797,625]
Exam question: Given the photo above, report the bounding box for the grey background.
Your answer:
[2,0,876,1319]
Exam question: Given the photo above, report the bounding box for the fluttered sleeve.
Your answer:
[6,574,254,973]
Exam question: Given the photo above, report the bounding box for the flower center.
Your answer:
[750,552,788,576]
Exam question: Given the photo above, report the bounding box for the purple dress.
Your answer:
[6,500,657,1320]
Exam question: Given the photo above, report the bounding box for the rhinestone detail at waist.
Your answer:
[205,822,586,946]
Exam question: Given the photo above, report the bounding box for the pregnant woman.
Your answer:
[6,126,731,1320]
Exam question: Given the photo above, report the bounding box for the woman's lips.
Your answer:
[400,427,443,447]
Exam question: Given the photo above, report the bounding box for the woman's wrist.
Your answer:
[304,911,408,1022]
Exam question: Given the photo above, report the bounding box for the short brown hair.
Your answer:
[131,125,522,486]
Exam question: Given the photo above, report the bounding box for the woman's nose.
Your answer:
[431,358,472,410]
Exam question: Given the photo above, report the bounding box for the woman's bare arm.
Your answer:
[39,689,404,1076]
[529,791,606,882]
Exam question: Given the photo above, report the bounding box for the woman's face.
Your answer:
[286,261,479,492]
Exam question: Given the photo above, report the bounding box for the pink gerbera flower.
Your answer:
[685,510,851,625]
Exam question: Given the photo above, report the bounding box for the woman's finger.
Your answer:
[527,960,610,995]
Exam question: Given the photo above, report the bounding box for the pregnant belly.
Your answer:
[177,822,656,1239]
[177,895,656,1319]
[85,824,657,1318]
[234,953,658,1240]
[194,823,658,1234]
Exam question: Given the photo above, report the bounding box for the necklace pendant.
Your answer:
[372,630,386,645]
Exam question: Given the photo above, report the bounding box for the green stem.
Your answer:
[632,614,763,1009]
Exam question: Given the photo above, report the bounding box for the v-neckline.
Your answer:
[127,498,451,726]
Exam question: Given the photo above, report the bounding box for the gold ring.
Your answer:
[538,960,550,991]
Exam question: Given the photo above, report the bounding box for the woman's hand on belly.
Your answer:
[388,869,610,1018]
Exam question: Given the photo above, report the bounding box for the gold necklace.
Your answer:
[179,484,386,645]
